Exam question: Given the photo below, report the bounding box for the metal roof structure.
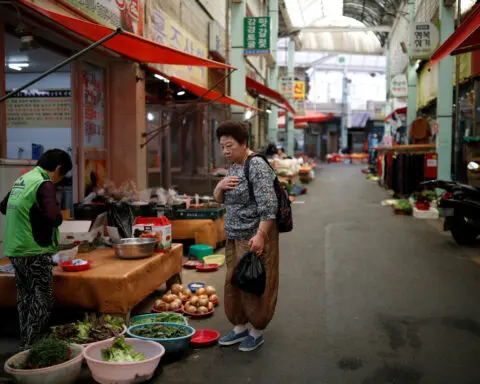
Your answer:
[281,0,404,54]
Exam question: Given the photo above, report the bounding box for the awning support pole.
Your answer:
[0,28,122,104]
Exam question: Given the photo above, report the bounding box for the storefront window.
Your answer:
[83,63,107,197]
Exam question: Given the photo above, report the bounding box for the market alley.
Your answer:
[158,164,480,384]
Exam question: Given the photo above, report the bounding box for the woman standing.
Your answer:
[0,149,72,349]
[214,121,279,352]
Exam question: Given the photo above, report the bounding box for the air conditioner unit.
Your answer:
[443,0,455,7]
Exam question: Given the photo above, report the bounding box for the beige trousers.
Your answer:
[224,226,279,330]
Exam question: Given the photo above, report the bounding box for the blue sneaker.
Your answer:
[218,330,249,346]
[238,335,264,352]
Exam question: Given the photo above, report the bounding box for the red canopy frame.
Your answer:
[169,76,261,111]
[384,107,407,122]
[278,111,332,129]
[430,4,480,66]
[246,77,296,115]
[18,0,234,70]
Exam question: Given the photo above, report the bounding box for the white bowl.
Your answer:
[4,343,84,384]
[83,338,165,384]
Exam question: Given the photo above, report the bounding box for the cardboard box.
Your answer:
[59,213,107,245]
[132,217,172,251]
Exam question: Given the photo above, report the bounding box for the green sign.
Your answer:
[244,17,271,55]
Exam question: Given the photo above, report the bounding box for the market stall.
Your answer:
[0,244,183,314]
[376,144,437,196]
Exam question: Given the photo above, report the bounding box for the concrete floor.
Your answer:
[3,164,480,383]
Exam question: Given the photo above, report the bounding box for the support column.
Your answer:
[286,37,295,156]
[384,43,392,136]
[406,0,417,131]
[267,0,279,144]
[436,2,454,180]
[230,0,246,122]
[340,69,348,150]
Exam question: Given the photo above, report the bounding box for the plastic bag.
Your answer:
[107,202,134,238]
[231,251,266,296]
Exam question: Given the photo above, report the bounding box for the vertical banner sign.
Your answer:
[244,17,271,55]
[294,81,305,100]
[62,0,144,35]
[409,22,440,60]
[280,75,294,100]
[390,74,408,98]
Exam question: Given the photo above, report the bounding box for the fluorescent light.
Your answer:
[147,112,155,121]
[154,73,170,83]
[8,63,29,71]
[177,90,186,96]
[245,110,253,119]
[266,108,272,114]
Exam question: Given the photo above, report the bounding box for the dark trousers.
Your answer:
[10,255,53,349]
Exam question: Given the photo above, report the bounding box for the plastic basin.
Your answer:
[202,254,225,267]
[127,322,195,357]
[83,338,165,384]
[130,313,188,326]
[4,344,84,384]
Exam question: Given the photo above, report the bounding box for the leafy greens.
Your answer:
[101,336,147,363]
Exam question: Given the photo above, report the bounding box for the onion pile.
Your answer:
[153,284,193,312]
[184,285,218,315]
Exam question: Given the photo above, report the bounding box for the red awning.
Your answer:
[246,77,296,115]
[18,0,234,70]
[278,111,332,129]
[430,4,480,65]
[384,107,407,122]
[168,76,261,111]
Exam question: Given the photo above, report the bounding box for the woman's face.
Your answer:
[219,135,246,163]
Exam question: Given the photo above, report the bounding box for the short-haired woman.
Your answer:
[214,121,279,352]
[0,149,72,349]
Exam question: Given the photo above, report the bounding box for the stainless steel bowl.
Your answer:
[113,238,157,259]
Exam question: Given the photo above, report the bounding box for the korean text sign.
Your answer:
[146,4,209,86]
[62,0,144,35]
[244,17,271,55]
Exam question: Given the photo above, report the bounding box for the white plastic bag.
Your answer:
[52,245,79,264]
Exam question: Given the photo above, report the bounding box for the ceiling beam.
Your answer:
[280,63,386,74]
[293,25,392,33]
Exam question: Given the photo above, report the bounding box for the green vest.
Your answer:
[3,167,59,257]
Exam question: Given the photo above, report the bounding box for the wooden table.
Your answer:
[0,244,183,314]
[171,216,226,249]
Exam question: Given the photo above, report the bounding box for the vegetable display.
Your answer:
[131,313,188,326]
[153,284,192,312]
[23,336,71,369]
[101,336,147,363]
[130,324,191,339]
[184,285,217,315]
[52,314,125,344]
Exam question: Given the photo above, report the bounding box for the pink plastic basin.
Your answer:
[83,338,165,384]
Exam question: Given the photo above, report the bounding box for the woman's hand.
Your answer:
[249,233,265,256]
[217,176,239,191]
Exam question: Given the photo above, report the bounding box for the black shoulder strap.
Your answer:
[244,153,275,201]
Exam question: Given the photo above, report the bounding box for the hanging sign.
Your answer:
[295,100,306,116]
[244,17,271,55]
[62,0,144,35]
[280,75,294,100]
[409,21,440,59]
[294,81,305,100]
[390,74,408,98]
